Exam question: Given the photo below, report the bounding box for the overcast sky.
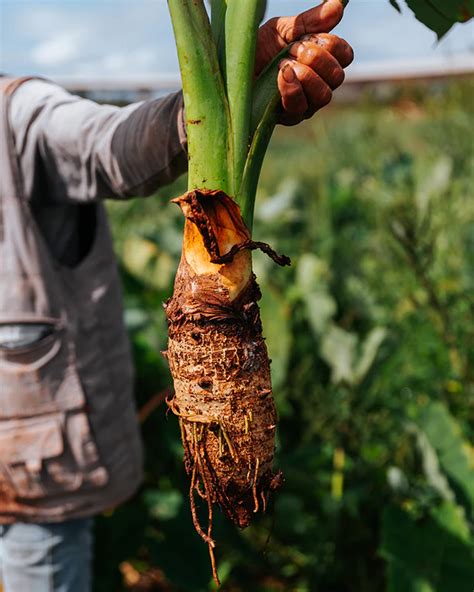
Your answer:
[1,0,473,81]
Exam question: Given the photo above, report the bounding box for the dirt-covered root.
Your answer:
[163,190,288,580]
[166,269,281,529]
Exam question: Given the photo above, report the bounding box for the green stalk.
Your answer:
[238,47,288,228]
[242,0,353,226]
[225,0,265,197]
[251,46,289,137]
[211,0,227,48]
[168,0,232,193]
[239,94,279,228]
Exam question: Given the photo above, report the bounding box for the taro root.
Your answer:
[164,190,287,579]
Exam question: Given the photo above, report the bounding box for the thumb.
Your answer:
[273,0,344,45]
[256,0,344,76]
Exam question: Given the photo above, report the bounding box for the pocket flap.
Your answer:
[0,416,64,464]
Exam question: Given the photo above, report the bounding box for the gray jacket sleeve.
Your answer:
[10,79,188,203]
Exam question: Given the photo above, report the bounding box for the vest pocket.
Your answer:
[0,412,108,499]
[0,324,109,500]
[0,327,85,417]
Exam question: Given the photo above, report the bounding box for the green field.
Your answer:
[98,78,474,592]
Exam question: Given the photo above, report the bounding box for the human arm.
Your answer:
[10,79,187,203]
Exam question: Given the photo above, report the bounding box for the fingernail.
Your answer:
[282,65,296,83]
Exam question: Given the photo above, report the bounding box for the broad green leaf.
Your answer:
[381,502,474,591]
[425,0,471,21]
[354,327,387,383]
[305,292,338,336]
[412,426,456,502]
[321,325,357,385]
[404,0,472,38]
[415,156,452,220]
[416,402,474,519]
[296,253,336,336]
[296,253,331,295]
[389,0,402,13]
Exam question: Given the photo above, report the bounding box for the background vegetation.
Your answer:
[95,78,474,592]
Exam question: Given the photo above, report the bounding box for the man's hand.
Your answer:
[256,0,354,125]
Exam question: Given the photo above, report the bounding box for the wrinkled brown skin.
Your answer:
[164,191,287,554]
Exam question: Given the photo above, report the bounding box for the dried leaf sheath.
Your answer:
[164,190,286,536]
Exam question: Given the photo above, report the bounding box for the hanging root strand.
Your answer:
[252,458,260,513]
[220,425,238,462]
[208,544,220,587]
[186,421,222,586]
[189,462,215,548]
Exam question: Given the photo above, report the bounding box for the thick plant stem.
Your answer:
[211,0,227,50]
[168,0,232,193]
[225,0,265,198]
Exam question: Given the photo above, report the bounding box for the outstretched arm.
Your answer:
[10,79,187,203]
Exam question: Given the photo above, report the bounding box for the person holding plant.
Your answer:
[0,1,352,590]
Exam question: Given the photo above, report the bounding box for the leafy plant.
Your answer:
[99,78,474,591]
[402,0,473,38]
[162,7,474,581]
[382,402,474,592]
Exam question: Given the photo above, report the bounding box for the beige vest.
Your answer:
[0,78,143,523]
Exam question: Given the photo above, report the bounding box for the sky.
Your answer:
[0,0,473,82]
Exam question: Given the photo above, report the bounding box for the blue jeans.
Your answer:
[0,518,93,592]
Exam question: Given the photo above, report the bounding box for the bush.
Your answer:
[96,78,474,592]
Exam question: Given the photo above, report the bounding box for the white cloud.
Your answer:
[100,47,156,74]
[31,29,88,67]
